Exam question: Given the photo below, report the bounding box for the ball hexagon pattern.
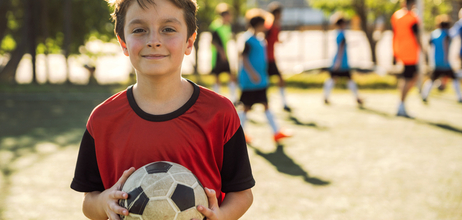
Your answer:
[119,161,208,220]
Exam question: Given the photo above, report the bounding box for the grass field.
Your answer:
[0,81,462,219]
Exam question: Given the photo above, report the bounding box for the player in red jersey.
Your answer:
[70,0,254,219]
[265,2,292,112]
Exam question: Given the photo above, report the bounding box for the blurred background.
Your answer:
[1,0,462,85]
[1,0,462,219]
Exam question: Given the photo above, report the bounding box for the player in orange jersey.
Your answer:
[391,0,422,118]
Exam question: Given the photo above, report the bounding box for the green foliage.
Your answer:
[310,0,454,31]
[0,0,114,56]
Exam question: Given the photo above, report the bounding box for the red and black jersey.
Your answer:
[71,80,255,203]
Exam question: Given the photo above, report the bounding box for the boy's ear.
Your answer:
[117,35,129,56]
[185,32,197,56]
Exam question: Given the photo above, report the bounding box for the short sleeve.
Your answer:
[242,42,251,56]
[212,31,222,47]
[70,129,105,192]
[221,126,255,193]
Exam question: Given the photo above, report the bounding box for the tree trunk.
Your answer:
[353,0,377,64]
[27,0,38,84]
[0,0,10,43]
[63,0,72,84]
[0,41,26,84]
[40,0,50,83]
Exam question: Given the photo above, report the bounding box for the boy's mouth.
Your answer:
[142,54,168,59]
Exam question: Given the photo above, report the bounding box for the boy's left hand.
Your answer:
[193,188,225,220]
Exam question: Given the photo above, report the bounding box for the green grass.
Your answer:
[0,71,398,94]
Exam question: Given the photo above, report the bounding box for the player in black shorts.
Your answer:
[323,15,363,106]
[209,3,237,103]
[422,15,462,103]
[266,2,291,112]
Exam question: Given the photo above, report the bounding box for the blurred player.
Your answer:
[265,2,291,112]
[323,13,363,106]
[209,3,237,103]
[422,15,462,103]
[237,13,291,143]
[391,0,422,118]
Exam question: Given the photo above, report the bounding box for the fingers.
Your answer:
[115,167,136,189]
[204,188,218,208]
[196,204,214,219]
[196,188,219,219]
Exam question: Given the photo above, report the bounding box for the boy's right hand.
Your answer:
[99,167,135,220]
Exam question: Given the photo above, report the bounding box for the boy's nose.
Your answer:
[147,33,161,48]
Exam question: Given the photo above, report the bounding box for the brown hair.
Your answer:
[107,0,198,42]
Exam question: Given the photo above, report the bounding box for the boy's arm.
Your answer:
[82,167,135,220]
[195,188,253,220]
[242,55,261,83]
[334,40,345,71]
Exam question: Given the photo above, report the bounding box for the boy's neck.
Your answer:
[132,74,194,115]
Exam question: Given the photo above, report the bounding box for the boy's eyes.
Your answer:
[131,27,177,34]
[162,27,176,33]
[132,28,145,34]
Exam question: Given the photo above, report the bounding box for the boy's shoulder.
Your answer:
[196,84,235,112]
[87,88,130,125]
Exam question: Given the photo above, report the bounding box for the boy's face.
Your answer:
[119,0,196,78]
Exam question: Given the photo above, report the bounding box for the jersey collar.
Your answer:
[126,79,200,122]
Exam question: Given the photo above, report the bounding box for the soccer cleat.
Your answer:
[283,105,292,112]
[356,98,364,106]
[422,98,428,103]
[458,99,462,104]
[324,99,330,105]
[274,131,292,142]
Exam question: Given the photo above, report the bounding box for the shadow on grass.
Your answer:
[359,106,462,135]
[248,144,330,186]
[0,90,112,217]
[287,114,328,130]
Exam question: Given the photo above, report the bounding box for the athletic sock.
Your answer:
[213,83,220,93]
[347,80,359,99]
[237,111,247,128]
[453,79,462,100]
[279,87,288,107]
[323,78,334,99]
[265,110,279,134]
[422,80,433,99]
[229,81,237,103]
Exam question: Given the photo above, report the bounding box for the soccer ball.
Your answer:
[119,161,208,220]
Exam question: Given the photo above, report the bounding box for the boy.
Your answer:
[209,3,237,103]
[391,0,422,118]
[70,0,255,219]
[422,14,462,103]
[265,1,291,112]
[323,14,363,106]
[237,14,290,143]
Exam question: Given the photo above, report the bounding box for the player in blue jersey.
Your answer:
[237,13,291,143]
[323,14,363,106]
[422,14,462,103]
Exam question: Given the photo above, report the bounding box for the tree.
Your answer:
[0,0,114,84]
[310,0,400,64]
[310,0,454,64]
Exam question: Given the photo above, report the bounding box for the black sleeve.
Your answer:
[70,129,105,192]
[242,42,251,56]
[221,126,256,193]
[412,23,419,36]
[212,31,223,47]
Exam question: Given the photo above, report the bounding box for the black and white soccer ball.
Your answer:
[119,161,208,220]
